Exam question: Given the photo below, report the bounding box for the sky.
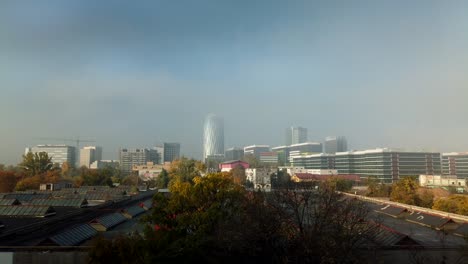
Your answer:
[1,0,468,165]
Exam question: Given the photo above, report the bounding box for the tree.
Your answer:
[390,177,420,205]
[156,169,170,189]
[168,158,203,183]
[366,177,392,197]
[80,168,113,186]
[433,195,468,215]
[15,175,42,191]
[229,165,246,185]
[271,169,291,188]
[19,152,53,176]
[0,171,18,192]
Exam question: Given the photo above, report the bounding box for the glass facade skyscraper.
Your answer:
[203,114,224,162]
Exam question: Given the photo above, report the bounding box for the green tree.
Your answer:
[156,169,170,189]
[366,177,392,197]
[19,152,53,176]
[242,154,261,168]
[168,157,203,183]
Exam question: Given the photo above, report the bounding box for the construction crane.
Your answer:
[33,137,96,150]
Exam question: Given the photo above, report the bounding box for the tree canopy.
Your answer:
[19,152,53,176]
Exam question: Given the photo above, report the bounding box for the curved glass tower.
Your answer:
[203,114,224,162]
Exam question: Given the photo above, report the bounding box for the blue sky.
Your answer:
[1,0,468,164]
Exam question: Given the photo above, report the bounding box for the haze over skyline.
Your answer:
[1,0,468,165]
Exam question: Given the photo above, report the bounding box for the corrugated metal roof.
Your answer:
[4,193,52,201]
[92,213,126,229]
[0,199,21,206]
[406,211,452,228]
[140,200,153,210]
[49,224,97,246]
[122,206,145,217]
[375,204,407,218]
[454,224,468,237]
[0,205,56,217]
[29,198,88,208]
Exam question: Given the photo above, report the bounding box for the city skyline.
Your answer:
[2,1,468,164]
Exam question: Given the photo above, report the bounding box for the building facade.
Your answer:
[119,148,159,174]
[324,136,348,154]
[163,143,180,163]
[335,149,441,183]
[219,160,250,172]
[419,174,466,189]
[442,152,468,178]
[285,126,308,145]
[244,145,270,158]
[246,168,272,192]
[28,145,76,166]
[79,146,102,168]
[225,147,244,161]
[203,114,224,162]
[290,153,336,170]
[90,160,120,170]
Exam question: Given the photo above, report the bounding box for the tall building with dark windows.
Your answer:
[225,147,244,161]
[442,152,468,178]
[203,114,224,162]
[163,143,180,163]
[119,148,159,174]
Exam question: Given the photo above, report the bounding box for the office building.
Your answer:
[244,145,270,158]
[27,145,76,166]
[442,152,468,178]
[119,148,159,174]
[419,175,466,190]
[272,142,322,166]
[163,143,180,163]
[203,114,224,162]
[79,146,102,168]
[324,136,348,154]
[334,148,441,183]
[225,147,244,161]
[90,160,120,170]
[259,152,279,164]
[154,146,164,164]
[285,126,308,145]
[290,153,336,170]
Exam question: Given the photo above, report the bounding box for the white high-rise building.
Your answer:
[27,145,76,166]
[203,114,224,162]
[79,146,103,168]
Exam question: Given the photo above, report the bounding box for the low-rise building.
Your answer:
[132,162,170,181]
[245,168,272,192]
[419,175,466,190]
[89,160,120,169]
[219,160,250,172]
[291,173,360,183]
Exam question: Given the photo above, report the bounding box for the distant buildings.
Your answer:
[163,143,180,163]
[119,148,159,174]
[285,126,308,145]
[442,152,468,178]
[79,146,102,168]
[272,142,322,165]
[132,162,170,181]
[219,160,249,172]
[203,114,224,162]
[259,152,279,164]
[244,145,270,158]
[90,160,119,170]
[324,136,347,154]
[26,145,76,166]
[290,148,441,183]
[246,168,272,192]
[225,147,244,161]
[419,175,466,190]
